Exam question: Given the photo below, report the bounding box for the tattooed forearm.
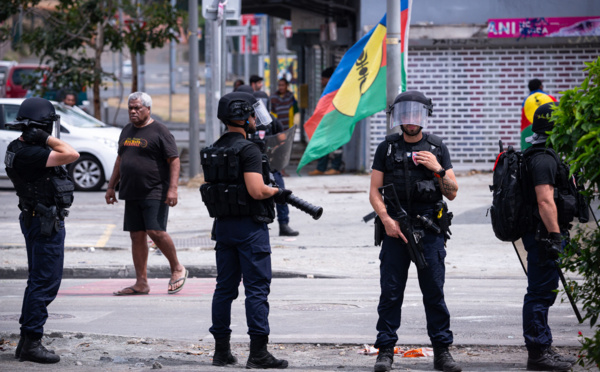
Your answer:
[439,176,458,196]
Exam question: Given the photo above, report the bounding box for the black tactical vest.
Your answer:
[382,133,444,214]
[200,136,275,223]
[5,140,75,213]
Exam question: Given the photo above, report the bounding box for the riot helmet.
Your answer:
[218,92,255,124]
[526,102,556,145]
[6,97,60,134]
[388,91,433,130]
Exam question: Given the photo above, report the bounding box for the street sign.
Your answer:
[202,0,241,21]
[226,25,260,37]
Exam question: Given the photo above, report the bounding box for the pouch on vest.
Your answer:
[237,185,250,216]
[200,183,217,217]
[556,188,577,227]
[51,171,75,209]
[216,184,230,216]
[414,179,439,203]
[200,147,218,183]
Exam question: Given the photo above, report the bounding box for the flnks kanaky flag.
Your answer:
[298,1,412,173]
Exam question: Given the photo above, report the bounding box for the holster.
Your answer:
[34,204,59,236]
[374,215,384,246]
[435,200,453,242]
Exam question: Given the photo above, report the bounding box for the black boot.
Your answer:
[433,346,462,372]
[15,336,24,359]
[373,346,394,372]
[19,336,60,364]
[547,348,577,365]
[527,348,572,371]
[279,224,299,237]
[213,336,237,366]
[246,335,288,369]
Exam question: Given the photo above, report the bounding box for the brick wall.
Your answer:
[367,44,600,171]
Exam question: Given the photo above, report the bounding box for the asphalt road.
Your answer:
[0,173,596,371]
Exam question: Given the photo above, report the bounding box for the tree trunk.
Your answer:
[93,21,105,120]
[131,51,138,93]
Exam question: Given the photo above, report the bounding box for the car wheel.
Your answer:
[69,154,105,191]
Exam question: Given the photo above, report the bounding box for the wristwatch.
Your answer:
[434,168,446,178]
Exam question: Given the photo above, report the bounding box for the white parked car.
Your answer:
[0,98,120,191]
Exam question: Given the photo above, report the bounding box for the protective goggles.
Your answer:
[390,101,430,130]
[252,99,272,126]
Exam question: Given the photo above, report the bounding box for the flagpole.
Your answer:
[386,0,401,135]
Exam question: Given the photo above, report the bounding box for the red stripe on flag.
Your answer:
[304,90,337,139]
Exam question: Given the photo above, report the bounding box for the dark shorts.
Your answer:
[124,199,169,232]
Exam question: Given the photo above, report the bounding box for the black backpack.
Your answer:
[489,141,533,242]
[489,141,589,242]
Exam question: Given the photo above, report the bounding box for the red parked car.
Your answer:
[3,64,49,98]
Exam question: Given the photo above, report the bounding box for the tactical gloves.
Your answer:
[23,128,50,146]
[544,232,563,260]
[274,188,292,204]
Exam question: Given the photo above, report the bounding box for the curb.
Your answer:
[0,265,339,280]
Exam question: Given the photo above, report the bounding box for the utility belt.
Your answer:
[21,203,68,236]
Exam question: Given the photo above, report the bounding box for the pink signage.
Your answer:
[487,16,600,38]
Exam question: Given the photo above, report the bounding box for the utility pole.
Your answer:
[386,0,401,135]
[188,0,200,178]
[268,16,278,96]
[169,0,176,121]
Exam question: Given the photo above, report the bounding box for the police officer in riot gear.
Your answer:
[4,97,79,364]
[521,103,578,371]
[250,90,299,237]
[200,92,289,369]
[369,91,461,372]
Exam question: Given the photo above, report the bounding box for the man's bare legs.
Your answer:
[147,229,186,292]
[113,231,151,294]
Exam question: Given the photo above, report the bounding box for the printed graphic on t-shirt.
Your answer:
[122,137,148,148]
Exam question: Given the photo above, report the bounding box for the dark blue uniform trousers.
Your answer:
[210,217,272,338]
[522,231,560,352]
[374,231,454,349]
[272,171,289,225]
[19,214,65,339]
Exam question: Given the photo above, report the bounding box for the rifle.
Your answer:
[378,184,428,270]
[362,211,377,223]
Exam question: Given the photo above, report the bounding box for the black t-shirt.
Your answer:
[371,133,453,173]
[527,148,557,187]
[215,132,263,174]
[7,140,51,182]
[117,120,179,201]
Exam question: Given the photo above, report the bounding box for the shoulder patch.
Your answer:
[4,151,15,168]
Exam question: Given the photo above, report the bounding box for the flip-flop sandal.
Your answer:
[168,269,188,294]
[113,286,149,296]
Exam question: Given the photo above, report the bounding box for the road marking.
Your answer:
[95,224,116,248]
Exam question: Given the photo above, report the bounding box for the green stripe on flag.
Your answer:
[297,68,387,172]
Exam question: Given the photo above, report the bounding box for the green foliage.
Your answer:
[550,56,600,368]
[121,0,180,55]
[15,0,181,117]
[22,0,120,93]
[549,57,600,196]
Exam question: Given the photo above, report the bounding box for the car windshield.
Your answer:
[54,104,107,128]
